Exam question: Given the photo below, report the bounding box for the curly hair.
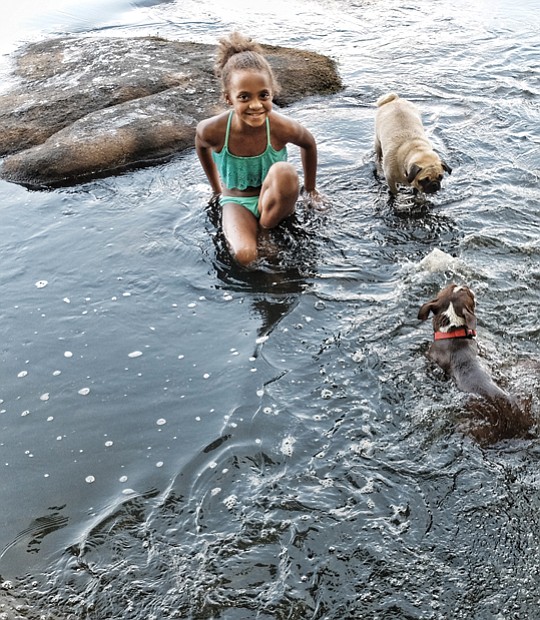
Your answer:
[214,32,281,97]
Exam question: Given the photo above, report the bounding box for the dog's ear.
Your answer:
[453,286,477,329]
[462,307,477,330]
[407,164,422,183]
[418,299,439,321]
[442,160,452,175]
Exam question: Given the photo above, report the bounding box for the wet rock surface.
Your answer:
[0,36,342,188]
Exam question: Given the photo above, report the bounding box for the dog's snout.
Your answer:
[424,181,440,194]
[419,176,441,194]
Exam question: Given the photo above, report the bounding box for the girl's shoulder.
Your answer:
[268,110,297,131]
[268,110,306,143]
[196,111,230,148]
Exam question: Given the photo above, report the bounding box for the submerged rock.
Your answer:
[0,36,342,188]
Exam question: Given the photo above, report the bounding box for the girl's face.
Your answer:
[225,69,273,128]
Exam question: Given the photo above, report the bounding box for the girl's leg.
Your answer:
[258,162,299,229]
[222,202,259,266]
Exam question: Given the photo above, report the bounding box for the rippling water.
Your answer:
[1,0,539,617]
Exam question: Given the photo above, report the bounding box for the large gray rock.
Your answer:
[0,36,342,188]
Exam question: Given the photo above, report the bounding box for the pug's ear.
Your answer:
[407,164,422,183]
[442,160,452,175]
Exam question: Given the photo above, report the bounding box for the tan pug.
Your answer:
[374,92,452,196]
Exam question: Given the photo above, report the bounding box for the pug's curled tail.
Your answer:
[376,92,399,107]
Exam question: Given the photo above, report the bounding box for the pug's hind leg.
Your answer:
[374,137,382,162]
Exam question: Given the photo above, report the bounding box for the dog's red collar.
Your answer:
[434,328,477,340]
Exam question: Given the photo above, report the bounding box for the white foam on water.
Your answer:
[223,494,237,510]
[417,248,459,273]
[280,435,296,457]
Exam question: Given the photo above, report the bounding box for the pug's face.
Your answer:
[407,161,452,194]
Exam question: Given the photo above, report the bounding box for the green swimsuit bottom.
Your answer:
[219,195,261,218]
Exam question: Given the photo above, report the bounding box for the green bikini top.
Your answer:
[212,111,288,190]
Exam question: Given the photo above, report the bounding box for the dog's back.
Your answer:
[375,92,426,146]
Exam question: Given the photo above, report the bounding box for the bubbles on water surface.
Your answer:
[280,435,296,456]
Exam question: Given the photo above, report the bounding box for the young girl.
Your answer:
[195,32,324,267]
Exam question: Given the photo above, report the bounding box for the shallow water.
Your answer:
[1,0,540,617]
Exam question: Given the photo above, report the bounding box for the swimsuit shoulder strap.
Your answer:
[223,111,234,149]
[265,116,271,147]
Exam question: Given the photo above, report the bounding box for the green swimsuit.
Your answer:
[212,111,288,218]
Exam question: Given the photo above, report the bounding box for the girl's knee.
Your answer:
[258,163,298,229]
[269,162,298,190]
[232,243,258,266]
[263,163,299,206]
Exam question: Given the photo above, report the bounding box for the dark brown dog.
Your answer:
[418,283,533,441]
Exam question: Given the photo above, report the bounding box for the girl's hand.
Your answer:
[301,187,329,211]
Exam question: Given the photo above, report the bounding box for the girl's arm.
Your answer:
[195,121,222,196]
[286,120,326,207]
[299,129,318,193]
[281,118,318,192]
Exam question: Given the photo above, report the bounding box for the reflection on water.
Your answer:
[207,201,323,339]
[1,0,540,617]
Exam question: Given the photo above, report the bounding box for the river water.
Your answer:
[1,0,539,618]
